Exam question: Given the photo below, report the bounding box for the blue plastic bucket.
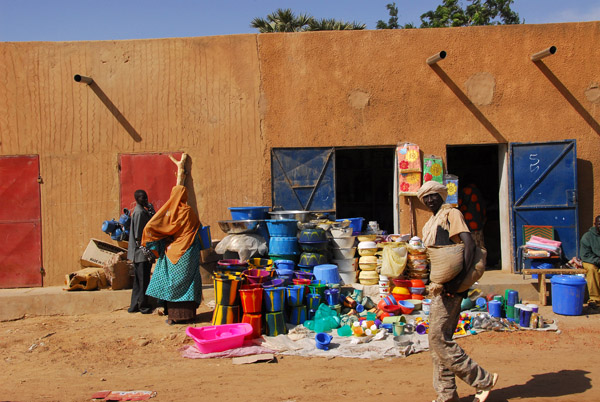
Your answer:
[228,206,271,220]
[198,226,211,250]
[287,305,307,325]
[269,237,299,255]
[263,287,286,312]
[336,217,365,235]
[275,268,294,285]
[551,275,586,316]
[266,219,298,237]
[286,285,306,306]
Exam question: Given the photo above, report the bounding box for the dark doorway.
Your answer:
[446,144,501,268]
[335,148,395,234]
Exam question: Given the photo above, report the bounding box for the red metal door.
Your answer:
[0,155,42,288]
[119,153,182,212]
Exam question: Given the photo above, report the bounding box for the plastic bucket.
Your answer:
[241,313,263,339]
[287,305,307,325]
[211,304,240,325]
[551,275,586,316]
[198,226,212,250]
[308,281,327,302]
[228,206,270,220]
[269,253,299,264]
[286,285,306,307]
[266,219,298,237]
[313,264,340,285]
[265,311,287,336]
[213,275,242,306]
[239,285,263,314]
[263,286,286,312]
[268,237,299,255]
[275,268,294,286]
[274,259,295,271]
[488,300,502,317]
[306,293,321,310]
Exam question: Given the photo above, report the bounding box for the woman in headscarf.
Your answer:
[417,181,497,402]
[142,184,203,325]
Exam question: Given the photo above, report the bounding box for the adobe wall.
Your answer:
[257,22,600,242]
[1,22,599,285]
[0,36,265,285]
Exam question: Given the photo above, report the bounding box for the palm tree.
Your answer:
[251,8,312,33]
[251,8,365,33]
[307,18,366,31]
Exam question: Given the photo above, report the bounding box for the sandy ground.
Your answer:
[1,299,600,402]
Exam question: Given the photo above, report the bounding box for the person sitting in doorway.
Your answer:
[458,178,486,249]
[580,215,600,308]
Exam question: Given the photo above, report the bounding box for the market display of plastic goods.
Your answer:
[329,236,356,248]
[405,299,422,311]
[331,247,357,259]
[358,270,379,285]
[332,258,358,272]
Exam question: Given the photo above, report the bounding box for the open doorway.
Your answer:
[446,144,501,268]
[335,147,396,234]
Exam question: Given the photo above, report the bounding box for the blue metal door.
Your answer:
[271,148,335,212]
[509,140,579,269]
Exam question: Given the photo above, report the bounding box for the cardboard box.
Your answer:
[81,238,127,268]
[111,261,134,290]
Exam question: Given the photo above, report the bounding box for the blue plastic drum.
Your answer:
[551,275,586,316]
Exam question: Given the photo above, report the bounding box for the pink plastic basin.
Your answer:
[186,323,252,353]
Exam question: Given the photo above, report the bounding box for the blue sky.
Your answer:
[1,0,599,42]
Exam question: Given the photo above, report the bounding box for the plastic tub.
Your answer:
[299,241,329,252]
[330,236,356,248]
[336,217,365,235]
[299,252,328,267]
[263,286,286,312]
[186,323,252,353]
[228,206,271,220]
[313,264,340,285]
[266,219,298,237]
[551,275,586,316]
[333,258,357,272]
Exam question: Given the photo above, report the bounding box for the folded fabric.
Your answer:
[529,235,562,248]
[525,241,560,254]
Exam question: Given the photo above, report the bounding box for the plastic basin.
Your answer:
[186,323,252,353]
[229,206,271,220]
[266,219,298,237]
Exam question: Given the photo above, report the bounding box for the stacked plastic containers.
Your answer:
[329,226,357,285]
[212,273,242,325]
[239,283,263,338]
[297,228,328,276]
[357,237,379,286]
[264,285,287,336]
[266,219,300,265]
[406,236,429,284]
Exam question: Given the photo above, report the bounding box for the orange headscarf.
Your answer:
[142,185,200,264]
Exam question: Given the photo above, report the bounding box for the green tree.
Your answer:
[251,8,365,33]
[419,0,522,28]
[376,3,417,29]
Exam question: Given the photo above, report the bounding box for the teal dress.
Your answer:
[145,233,203,304]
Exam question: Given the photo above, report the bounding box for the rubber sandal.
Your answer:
[473,372,498,402]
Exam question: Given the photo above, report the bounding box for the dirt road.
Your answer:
[1,302,599,402]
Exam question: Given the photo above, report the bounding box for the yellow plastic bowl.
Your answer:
[358,248,378,256]
[392,286,410,295]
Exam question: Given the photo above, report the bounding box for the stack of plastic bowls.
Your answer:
[267,219,300,264]
[298,228,328,275]
[329,227,357,285]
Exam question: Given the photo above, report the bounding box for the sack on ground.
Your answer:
[64,267,108,291]
[457,246,487,293]
[427,243,464,283]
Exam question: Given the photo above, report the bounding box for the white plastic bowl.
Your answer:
[358,241,377,249]
[330,227,353,238]
[331,247,357,259]
[332,258,358,272]
[330,236,356,248]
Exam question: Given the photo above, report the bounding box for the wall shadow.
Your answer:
[533,61,600,135]
[466,369,592,401]
[185,156,200,219]
[577,158,594,228]
[429,64,507,143]
[88,82,142,142]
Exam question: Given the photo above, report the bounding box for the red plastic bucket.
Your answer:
[239,285,263,313]
[242,313,263,339]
